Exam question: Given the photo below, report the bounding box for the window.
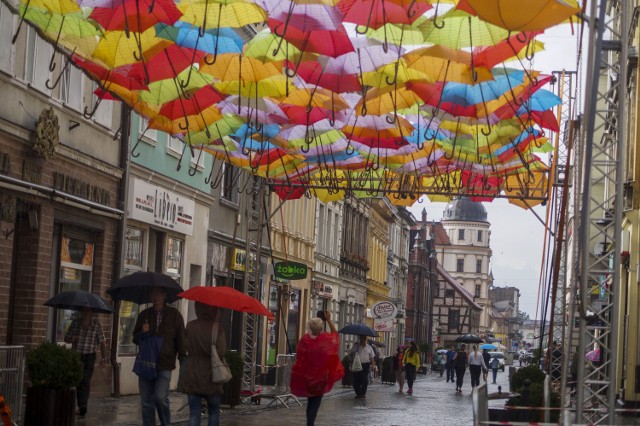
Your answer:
[168,135,205,169]
[90,83,113,127]
[25,27,53,94]
[138,115,157,142]
[124,227,144,271]
[477,230,483,242]
[448,309,460,329]
[475,284,481,298]
[456,258,464,272]
[167,134,183,154]
[476,258,482,273]
[119,227,146,355]
[458,229,465,240]
[221,163,239,203]
[59,64,83,110]
[445,289,455,298]
[165,236,184,283]
[55,234,94,343]
[318,204,326,254]
[0,3,14,74]
[432,281,439,297]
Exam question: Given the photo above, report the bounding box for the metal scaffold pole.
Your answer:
[548,71,575,419]
[241,179,267,392]
[577,0,628,423]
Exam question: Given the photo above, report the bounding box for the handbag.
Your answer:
[211,322,232,384]
[351,353,363,372]
[133,333,164,380]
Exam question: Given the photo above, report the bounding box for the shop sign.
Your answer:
[313,281,333,298]
[373,318,394,332]
[230,248,255,272]
[371,301,397,319]
[128,178,194,235]
[274,261,307,280]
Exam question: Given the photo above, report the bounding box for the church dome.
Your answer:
[442,197,488,222]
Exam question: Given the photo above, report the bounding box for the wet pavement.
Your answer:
[69,366,640,425]
[75,367,514,425]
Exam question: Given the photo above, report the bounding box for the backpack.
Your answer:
[491,357,500,369]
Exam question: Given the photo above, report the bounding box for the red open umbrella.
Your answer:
[178,286,274,319]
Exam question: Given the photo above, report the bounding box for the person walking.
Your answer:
[64,307,107,417]
[178,302,226,426]
[446,346,456,383]
[133,286,187,426]
[438,352,446,377]
[402,341,421,395]
[490,355,500,384]
[481,349,491,382]
[468,345,487,389]
[453,344,468,393]
[348,335,377,399]
[291,312,343,426]
[392,346,406,393]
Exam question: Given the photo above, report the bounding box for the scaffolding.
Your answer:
[577,0,629,423]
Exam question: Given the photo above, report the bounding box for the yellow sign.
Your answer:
[230,248,256,272]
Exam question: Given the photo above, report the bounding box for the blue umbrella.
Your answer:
[339,323,377,337]
[480,343,497,350]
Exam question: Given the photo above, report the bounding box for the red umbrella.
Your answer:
[267,19,354,58]
[337,0,431,31]
[159,85,227,120]
[290,60,362,93]
[178,286,274,319]
[90,0,182,33]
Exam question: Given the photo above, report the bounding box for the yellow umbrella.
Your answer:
[214,76,292,98]
[178,1,267,29]
[149,105,223,134]
[91,28,172,68]
[459,0,581,32]
[24,0,81,15]
[355,86,422,116]
[505,171,548,209]
[403,45,494,83]
[200,53,282,82]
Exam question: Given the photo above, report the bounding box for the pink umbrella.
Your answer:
[585,348,601,362]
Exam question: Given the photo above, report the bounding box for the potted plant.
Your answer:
[24,341,83,426]
[221,350,244,408]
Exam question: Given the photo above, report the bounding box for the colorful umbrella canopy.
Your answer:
[10,0,581,207]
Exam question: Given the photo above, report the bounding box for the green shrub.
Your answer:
[224,350,244,379]
[510,365,545,391]
[26,342,83,389]
[505,382,560,422]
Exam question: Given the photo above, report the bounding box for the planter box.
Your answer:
[24,387,76,426]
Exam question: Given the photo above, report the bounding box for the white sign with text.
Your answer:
[129,178,195,235]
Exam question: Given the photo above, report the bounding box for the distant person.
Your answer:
[490,355,500,384]
[453,344,468,393]
[402,341,421,395]
[291,312,343,426]
[446,346,456,383]
[348,335,376,399]
[178,302,226,426]
[481,349,491,382]
[438,351,446,377]
[468,345,487,389]
[64,307,107,417]
[133,286,187,426]
[392,346,406,393]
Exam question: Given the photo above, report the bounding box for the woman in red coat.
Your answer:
[290,312,344,426]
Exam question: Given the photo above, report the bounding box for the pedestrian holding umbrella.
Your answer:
[45,290,114,314]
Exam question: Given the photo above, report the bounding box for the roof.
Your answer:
[442,197,488,222]
[430,222,450,245]
[436,263,482,310]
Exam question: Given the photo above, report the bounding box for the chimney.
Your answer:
[422,207,427,222]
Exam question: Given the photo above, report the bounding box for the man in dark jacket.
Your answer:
[446,346,456,383]
[482,349,491,382]
[133,286,186,426]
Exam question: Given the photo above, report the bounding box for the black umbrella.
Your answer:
[339,323,377,337]
[455,333,484,344]
[107,272,184,304]
[368,340,386,348]
[44,290,113,314]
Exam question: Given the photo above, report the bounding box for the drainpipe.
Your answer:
[110,106,131,397]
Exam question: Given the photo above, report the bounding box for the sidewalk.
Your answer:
[75,381,358,426]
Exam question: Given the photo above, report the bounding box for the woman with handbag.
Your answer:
[178,302,227,426]
[290,312,344,426]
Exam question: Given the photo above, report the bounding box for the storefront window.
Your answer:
[287,289,301,351]
[118,227,145,355]
[165,236,183,283]
[55,236,94,343]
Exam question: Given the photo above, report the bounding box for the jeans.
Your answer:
[187,394,221,426]
[469,364,482,387]
[306,395,323,426]
[353,363,371,396]
[404,364,417,390]
[492,367,498,383]
[446,365,456,382]
[77,353,96,411]
[139,369,172,426]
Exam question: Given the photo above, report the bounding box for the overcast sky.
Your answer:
[407,23,580,319]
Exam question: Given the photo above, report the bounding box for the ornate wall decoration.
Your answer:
[34,107,59,160]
